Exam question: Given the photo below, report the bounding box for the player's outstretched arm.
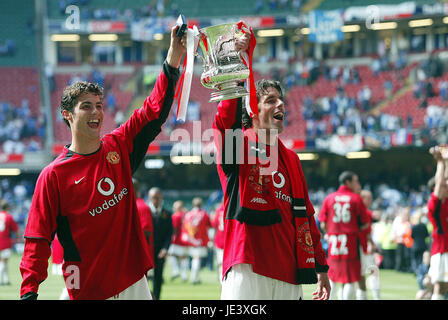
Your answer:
[432,145,448,199]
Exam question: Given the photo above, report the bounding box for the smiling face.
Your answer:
[62,93,104,150]
[60,81,104,153]
[252,86,285,137]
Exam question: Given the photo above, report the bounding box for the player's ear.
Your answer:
[62,109,73,123]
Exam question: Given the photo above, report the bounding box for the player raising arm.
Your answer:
[213,26,330,300]
[427,145,448,300]
[19,25,186,300]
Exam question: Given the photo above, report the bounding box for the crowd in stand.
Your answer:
[55,0,303,21]
[56,0,176,21]
[0,101,44,154]
[261,49,447,142]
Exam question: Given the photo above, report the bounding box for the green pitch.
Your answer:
[0,253,419,300]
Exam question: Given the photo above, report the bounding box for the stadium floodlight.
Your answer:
[257,29,285,37]
[341,25,360,33]
[0,168,21,176]
[408,18,433,28]
[345,151,371,159]
[443,17,448,24]
[144,159,165,169]
[153,33,164,40]
[88,34,118,41]
[170,155,202,164]
[300,28,311,35]
[370,22,398,30]
[50,34,80,42]
[297,153,319,161]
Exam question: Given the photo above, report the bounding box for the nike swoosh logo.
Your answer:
[75,177,85,184]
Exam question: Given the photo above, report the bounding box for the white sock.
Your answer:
[372,289,381,300]
[367,269,381,299]
[356,288,367,300]
[168,256,180,277]
[431,293,445,300]
[180,257,189,281]
[342,283,355,300]
[328,280,338,300]
[191,257,201,283]
[0,261,5,284]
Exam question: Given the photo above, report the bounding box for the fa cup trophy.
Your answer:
[196,23,251,102]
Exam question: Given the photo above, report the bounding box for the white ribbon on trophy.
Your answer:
[175,25,199,122]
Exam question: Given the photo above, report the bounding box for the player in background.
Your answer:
[0,199,19,286]
[19,25,186,300]
[148,187,173,300]
[211,200,225,283]
[357,189,381,300]
[168,200,189,282]
[51,234,63,276]
[427,145,448,300]
[213,25,330,300]
[181,197,211,284]
[319,171,369,300]
[133,178,154,274]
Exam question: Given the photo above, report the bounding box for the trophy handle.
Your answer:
[195,52,207,67]
[195,32,208,67]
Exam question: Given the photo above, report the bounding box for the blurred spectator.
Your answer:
[106,91,117,114]
[439,80,448,101]
[254,0,264,13]
[391,207,413,273]
[415,251,432,299]
[411,210,430,273]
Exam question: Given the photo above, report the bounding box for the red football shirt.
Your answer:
[427,193,448,256]
[0,210,18,251]
[136,197,154,263]
[171,210,187,246]
[20,62,179,300]
[51,234,64,265]
[319,185,369,260]
[213,98,326,285]
[359,209,373,253]
[181,208,211,247]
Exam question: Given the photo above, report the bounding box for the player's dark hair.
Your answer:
[338,171,357,186]
[192,197,203,208]
[0,198,10,211]
[242,79,284,129]
[59,81,103,128]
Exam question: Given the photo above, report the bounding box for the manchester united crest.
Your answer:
[106,151,120,164]
[248,165,271,194]
[297,222,314,254]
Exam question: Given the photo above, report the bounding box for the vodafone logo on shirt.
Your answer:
[88,177,128,217]
[97,177,115,196]
[271,171,285,188]
[272,171,292,204]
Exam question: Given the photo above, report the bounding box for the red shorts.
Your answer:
[327,233,361,283]
[328,258,362,283]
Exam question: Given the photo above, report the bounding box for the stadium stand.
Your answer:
[0,0,43,153]
[47,0,307,20]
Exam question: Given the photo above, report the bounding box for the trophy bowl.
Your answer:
[196,23,250,102]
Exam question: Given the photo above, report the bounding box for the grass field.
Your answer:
[0,253,420,300]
